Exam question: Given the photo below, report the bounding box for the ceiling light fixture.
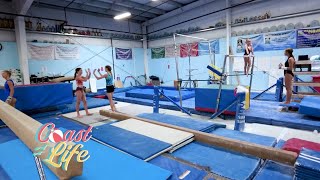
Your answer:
[114,12,132,20]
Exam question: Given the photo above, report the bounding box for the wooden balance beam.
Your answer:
[0,100,83,179]
[51,76,74,83]
[100,110,298,166]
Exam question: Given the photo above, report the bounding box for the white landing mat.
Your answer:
[111,118,194,146]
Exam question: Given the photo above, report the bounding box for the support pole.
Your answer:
[174,34,183,107]
[111,38,116,79]
[234,92,246,131]
[153,86,160,113]
[142,25,149,84]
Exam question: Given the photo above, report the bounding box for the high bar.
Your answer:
[174,33,209,41]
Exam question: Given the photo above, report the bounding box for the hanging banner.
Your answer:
[264,30,296,50]
[28,44,55,60]
[198,40,220,55]
[297,28,320,48]
[151,47,165,59]
[115,48,132,60]
[55,45,80,60]
[180,42,199,58]
[236,34,264,53]
[165,45,178,58]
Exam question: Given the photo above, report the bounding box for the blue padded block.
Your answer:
[299,96,320,118]
[0,83,73,111]
[275,140,286,149]
[172,142,261,180]
[296,148,320,172]
[149,155,208,180]
[137,113,226,132]
[92,124,171,160]
[73,140,172,180]
[210,128,277,147]
[0,140,58,180]
[254,161,294,180]
[195,85,237,114]
[0,128,18,144]
[125,88,195,102]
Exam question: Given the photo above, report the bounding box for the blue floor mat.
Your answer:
[37,116,88,131]
[63,97,110,113]
[250,92,276,101]
[126,88,195,102]
[246,100,320,131]
[92,124,171,160]
[299,96,320,118]
[149,155,208,180]
[138,113,226,132]
[254,161,294,180]
[0,139,172,180]
[172,142,261,180]
[210,128,277,147]
[0,127,18,144]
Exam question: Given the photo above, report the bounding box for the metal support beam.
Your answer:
[13,0,34,14]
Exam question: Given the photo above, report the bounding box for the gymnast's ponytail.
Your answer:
[285,48,294,58]
[74,68,81,79]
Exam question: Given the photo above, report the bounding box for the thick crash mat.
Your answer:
[92,124,171,160]
[282,138,320,154]
[137,113,226,132]
[172,142,261,180]
[0,83,73,111]
[125,88,195,102]
[149,155,208,180]
[0,139,172,180]
[195,84,237,115]
[294,148,320,180]
[299,96,320,118]
[210,128,277,147]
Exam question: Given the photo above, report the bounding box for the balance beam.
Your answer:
[0,100,83,179]
[100,110,298,166]
[51,76,74,83]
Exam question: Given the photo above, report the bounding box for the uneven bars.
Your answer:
[175,33,209,41]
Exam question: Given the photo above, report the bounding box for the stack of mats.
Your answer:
[137,113,226,132]
[125,88,195,101]
[0,135,172,179]
[282,138,320,154]
[294,148,320,180]
[92,119,194,161]
[299,96,320,118]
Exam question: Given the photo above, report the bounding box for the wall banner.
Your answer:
[151,47,165,59]
[115,48,132,60]
[297,27,320,48]
[236,34,264,53]
[55,45,80,60]
[264,30,297,50]
[28,44,55,60]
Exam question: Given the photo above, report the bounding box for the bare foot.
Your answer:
[86,113,93,116]
[77,115,83,118]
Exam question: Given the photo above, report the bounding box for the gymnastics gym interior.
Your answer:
[1,0,320,179]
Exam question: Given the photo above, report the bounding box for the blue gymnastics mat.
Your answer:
[254,161,294,180]
[0,127,18,144]
[246,100,320,131]
[0,139,172,180]
[137,113,226,132]
[295,148,320,180]
[251,92,277,101]
[172,142,261,180]
[149,155,208,180]
[210,128,277,147]
[37,116,88,131]
[126,88,195,102]
[92,124,171,160]
[299,96,320,118]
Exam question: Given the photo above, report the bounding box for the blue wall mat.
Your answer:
[299,96,320,118]
[172,142,261,180]
[92,124,171,160]
[0,83,73,111]
[125,88,195,102]
[149,155,208,180]
[195,85,237,114]
[254,161,294,180]
[138,113,226,132]
[0,140,58,180]
[0,127,18,144]
[210,128,277,147]
[73,140,172,180]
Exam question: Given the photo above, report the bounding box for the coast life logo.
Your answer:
[33,123,93,171]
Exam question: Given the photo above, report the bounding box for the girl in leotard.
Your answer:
[93,65,117,112]
[244,39,254,75]
[1,70,16,107]
[74,68,92,118]
[279,48,295,104]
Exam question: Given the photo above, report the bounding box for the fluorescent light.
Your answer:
[114,12,131,20]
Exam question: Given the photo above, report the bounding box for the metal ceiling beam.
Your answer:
[165,0,183,8]
[77,0,158,18]
[13,0,34,14]
[32,2,144,23]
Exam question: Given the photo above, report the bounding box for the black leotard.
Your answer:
[244,46,252,55]
[284,57,294,76]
